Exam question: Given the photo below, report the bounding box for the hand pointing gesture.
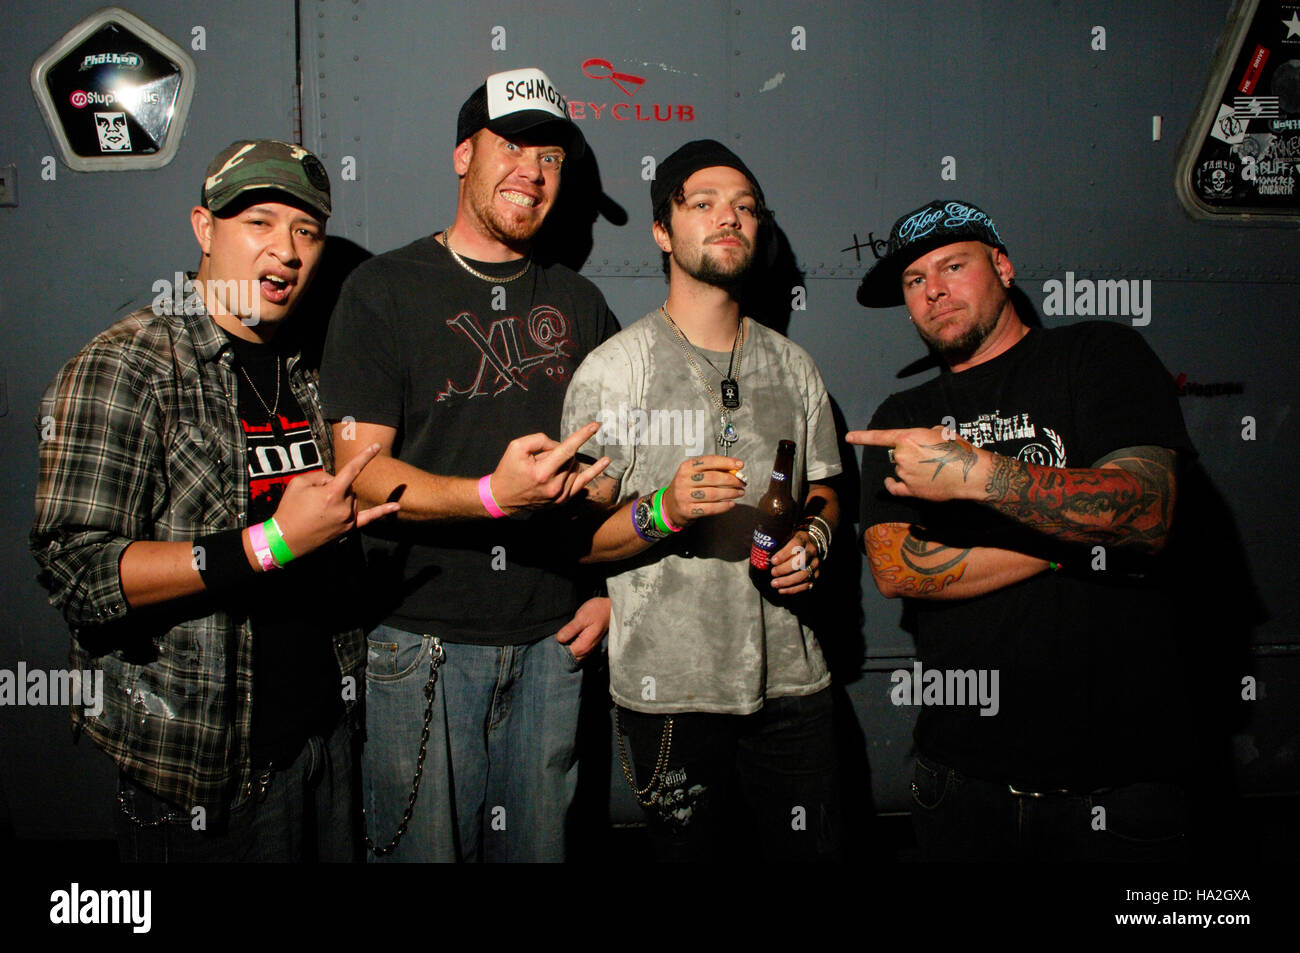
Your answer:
[272,442,401,556]
[846,426,989,502]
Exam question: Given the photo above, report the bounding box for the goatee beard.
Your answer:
[685,243,753,290]
[926,322,994,365]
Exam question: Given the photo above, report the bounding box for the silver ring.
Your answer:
[887,448,896,463]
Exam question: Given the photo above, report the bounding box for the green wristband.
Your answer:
[650,488,672,535]
[264,517,296,567]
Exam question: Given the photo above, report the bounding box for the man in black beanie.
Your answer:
[562,139,844,861]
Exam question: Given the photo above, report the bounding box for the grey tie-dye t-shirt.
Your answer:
[561,311,841,715]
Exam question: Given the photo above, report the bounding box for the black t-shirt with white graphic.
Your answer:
[860,322,1196,790]
[319,235,618,645]
[226,332,344,768]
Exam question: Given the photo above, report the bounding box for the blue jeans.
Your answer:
[116,719,357,863]
[362,624,583,862]
[909,753,1188,861]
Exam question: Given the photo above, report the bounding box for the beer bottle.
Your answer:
[750,440,797,587]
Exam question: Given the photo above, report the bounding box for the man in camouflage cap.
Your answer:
[32,139,396,861]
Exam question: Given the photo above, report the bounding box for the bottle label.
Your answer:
[771,470,787,482]
[750,529,777,569]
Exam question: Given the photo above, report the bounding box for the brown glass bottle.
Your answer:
[750,440,797,586]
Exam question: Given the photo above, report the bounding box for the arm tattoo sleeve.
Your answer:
[866,524,972,596]
[982,445,1176,552]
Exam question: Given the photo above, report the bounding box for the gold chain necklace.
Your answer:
[237,360,280,417]
[235,355,282,436]
[439,228,531,282]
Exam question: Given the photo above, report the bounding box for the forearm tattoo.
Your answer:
[919,439,979,482]
[866,524,972,595]
[982,446,1176,552]
[583,473,620,506]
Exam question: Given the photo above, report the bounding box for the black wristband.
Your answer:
[195,529,257,594]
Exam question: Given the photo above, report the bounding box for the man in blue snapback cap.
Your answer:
[849,199,1195,861]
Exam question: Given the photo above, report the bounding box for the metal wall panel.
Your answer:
[1,0,1295,836]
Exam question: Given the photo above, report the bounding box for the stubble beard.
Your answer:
[470,192,545,247]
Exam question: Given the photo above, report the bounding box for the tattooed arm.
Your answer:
[980,446,1177,554]
[848,426,1178,554]
[575,455,747,564]
[863,522,1050,600]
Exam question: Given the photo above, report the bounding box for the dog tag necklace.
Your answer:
[660,304,744,451]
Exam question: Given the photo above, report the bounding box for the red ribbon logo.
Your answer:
[582,58,646,98]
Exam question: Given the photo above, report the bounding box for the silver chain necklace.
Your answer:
[660,304,744,451]
[439,228,531,283]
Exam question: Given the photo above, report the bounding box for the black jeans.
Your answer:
[617,688,842,862]
[115,719,357,863]
[909,753,1188,862]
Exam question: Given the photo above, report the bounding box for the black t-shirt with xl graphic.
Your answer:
[225,332,345,768]
[319,235,617,645]
[860,322,1195,791]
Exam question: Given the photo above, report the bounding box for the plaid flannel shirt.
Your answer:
[31,296,364,818]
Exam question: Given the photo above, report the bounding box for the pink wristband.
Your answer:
[478,474,507,519]
[659,491,682,533]
[247,523,276,571]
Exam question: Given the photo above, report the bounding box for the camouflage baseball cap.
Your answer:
[201,139,331,218]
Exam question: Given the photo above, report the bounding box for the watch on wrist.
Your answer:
[634,496,671,541]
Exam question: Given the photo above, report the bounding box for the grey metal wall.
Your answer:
[2,0,1296,839]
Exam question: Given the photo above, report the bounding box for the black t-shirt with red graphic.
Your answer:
[319,235,618,645]
[226,332,344,767]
